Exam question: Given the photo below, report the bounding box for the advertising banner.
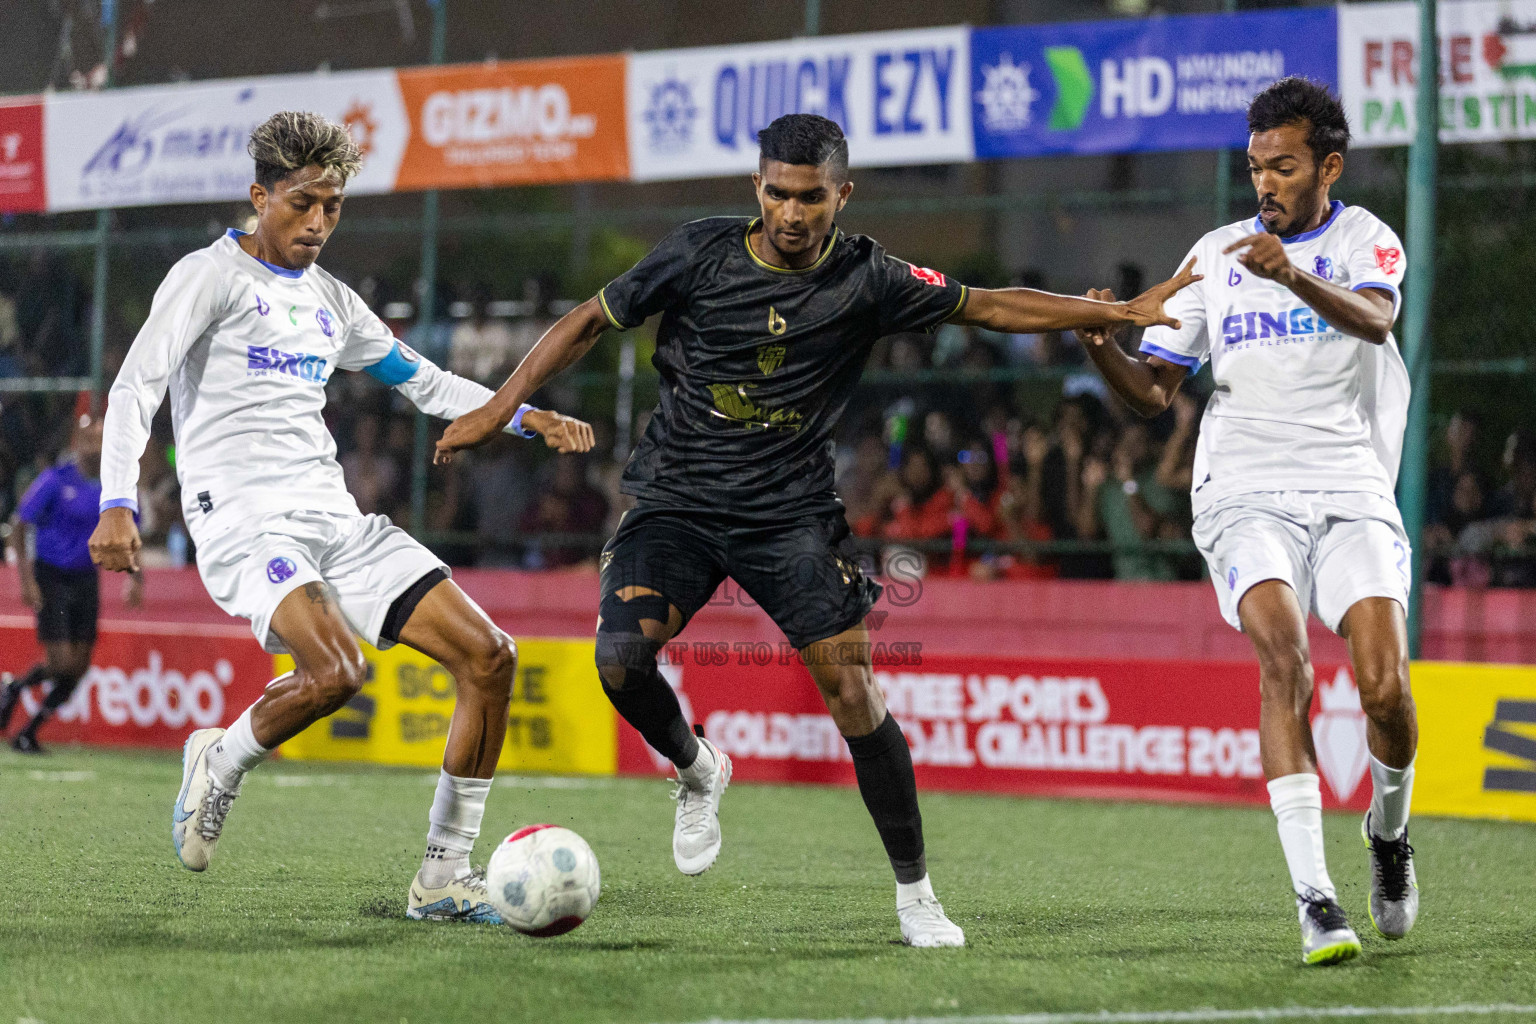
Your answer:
[0,619,271,749]
[1340,0,1536,147]
[279,638,616,776]
[42,68,408,212]
[626,26,972,182]
[971,9,1338,159]
[1411,661,1536,823]
[0,97,46,213]
[394,55,629,190]
[616,648,1373,810]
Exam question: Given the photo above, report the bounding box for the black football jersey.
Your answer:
[601,216,967,519]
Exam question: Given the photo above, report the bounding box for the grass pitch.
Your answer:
[2,747,1534,1024]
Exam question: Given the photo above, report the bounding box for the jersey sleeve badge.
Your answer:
[909,264,947,287]
[1373,245,1403,276]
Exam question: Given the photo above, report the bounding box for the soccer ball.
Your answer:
[486,825,601,936]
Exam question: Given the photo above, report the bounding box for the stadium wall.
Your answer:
[3,566,1534,821]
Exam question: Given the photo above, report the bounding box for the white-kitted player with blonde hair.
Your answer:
[90,110,595,922]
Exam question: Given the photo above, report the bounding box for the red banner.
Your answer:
[0,97,45,213]
[617,650,1374,810]
[1,620,272,749]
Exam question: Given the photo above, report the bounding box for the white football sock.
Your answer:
[675,737,717,784]
[896,874,935,908]
[207,705,269,792]
[421,770,492,887]
[1268,773,1336,901]
[1368,754,1415,840]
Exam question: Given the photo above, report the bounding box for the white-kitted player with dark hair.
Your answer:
[89,110,595,922]
[1075,77,1418,966]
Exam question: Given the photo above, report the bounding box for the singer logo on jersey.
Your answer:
[1220,307,1337,347]
[247,345,330,383]
[1373,245,1402,276]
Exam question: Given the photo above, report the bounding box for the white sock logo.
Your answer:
[1312,667,1369,802]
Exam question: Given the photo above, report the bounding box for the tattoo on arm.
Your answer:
[303,581,338,611]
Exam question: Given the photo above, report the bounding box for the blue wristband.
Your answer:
[509,404,539,439]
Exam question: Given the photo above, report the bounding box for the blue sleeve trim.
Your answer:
[1352,281,1400,303]
[1139,341,1204,370]
[363,341,423,387]
[510,404,539,439]
[100,497,140,514]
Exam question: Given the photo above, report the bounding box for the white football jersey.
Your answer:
[1140,201,1410,516]
[101,230,521,539]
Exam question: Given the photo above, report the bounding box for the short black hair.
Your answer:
[1247,77,1350,166]
[757,113,849,182]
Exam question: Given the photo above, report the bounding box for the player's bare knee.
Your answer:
[306,651,368,714]
[1255,640,1312,707]
[464,630,516,699]
[1355,658,1411,724]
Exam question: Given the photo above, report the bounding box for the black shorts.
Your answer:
[598,505,882,650]
[34,561,99,645]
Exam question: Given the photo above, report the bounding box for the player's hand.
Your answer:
[89,506,142,573]
[523,410,596,455]
[123,571,145,608]
[434,406,509,464]
[19,574,42,611]
[1122,257,1202,328]
[1075,288,1122,347]
[1222,233,1295,285]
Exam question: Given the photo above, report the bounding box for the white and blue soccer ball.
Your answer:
[486,825,600,936]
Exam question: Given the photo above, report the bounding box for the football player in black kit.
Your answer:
[436,113,1198,946]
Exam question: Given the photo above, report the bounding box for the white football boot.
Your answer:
[172,728,240,871]
[406,869,502,923]
[898,879,967,948]
[672,737,732,875]
[1363,812,1419,939]
[1296,886,1362,966]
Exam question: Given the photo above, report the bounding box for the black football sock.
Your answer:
[600,664,700,769]
[41,671,83,712]
[19,672,82,742]
[845,713,927,884]
[0,664,50,732]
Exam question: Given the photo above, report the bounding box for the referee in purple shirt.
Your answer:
[1,414,142,753]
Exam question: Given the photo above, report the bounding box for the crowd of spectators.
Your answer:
[1422,412,1536,588]
[6,262,1536,590]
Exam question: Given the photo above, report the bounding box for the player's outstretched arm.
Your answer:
[386,357,595,454]
[1075,288,1191,419]
[1223,233,1395,345]
[953,258,1201,334]
[435,296,610,463]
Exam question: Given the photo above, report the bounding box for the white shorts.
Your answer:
[194,510,448,654]
[1192,491,1411,635]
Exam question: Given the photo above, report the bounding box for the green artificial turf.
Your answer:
[2,747,1534,1024]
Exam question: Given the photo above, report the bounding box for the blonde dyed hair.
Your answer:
[248,111,362,189]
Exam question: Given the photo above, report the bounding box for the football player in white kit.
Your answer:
[89,111,596,923]
[1076,79,1418,965]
